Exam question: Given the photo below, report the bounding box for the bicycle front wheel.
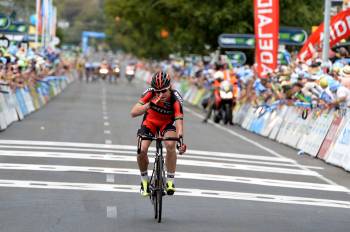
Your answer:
[156,156,164,223]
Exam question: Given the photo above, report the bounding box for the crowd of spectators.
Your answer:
[0,44,75,92]
[140,47,350,113]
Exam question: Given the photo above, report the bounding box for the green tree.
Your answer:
[105,0,324,59]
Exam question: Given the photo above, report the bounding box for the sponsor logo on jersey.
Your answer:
[150,104,174,115]
[173,90,184,105]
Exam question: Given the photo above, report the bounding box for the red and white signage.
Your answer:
[298,9,350,62]
[317,116,344,160]
[254,0,279,78]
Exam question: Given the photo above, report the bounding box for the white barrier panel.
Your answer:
[21,88,35,114]
[297,112,335,157]
[233,104,251,125]
[10,91,24,121]
[276,107,299,144]
[268,105,288,140]
[261,110,277,137]
[325,115,350,170]
[0,97,7,130]
[241,106,256,129]
[2,90,19,125]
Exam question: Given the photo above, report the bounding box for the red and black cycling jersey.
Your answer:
[138,88,184,123]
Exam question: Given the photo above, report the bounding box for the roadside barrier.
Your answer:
[0,71,76,131]
[135,69,350,172]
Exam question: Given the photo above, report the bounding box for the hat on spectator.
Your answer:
[319,77,329,89]
[340,65,350,78]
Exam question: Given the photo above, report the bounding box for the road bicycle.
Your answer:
[137,134,181,223]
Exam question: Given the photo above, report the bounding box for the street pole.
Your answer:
[322,0,331,71]
[35,0,40,46]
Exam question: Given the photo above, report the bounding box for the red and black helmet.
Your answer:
[151,71,171,90]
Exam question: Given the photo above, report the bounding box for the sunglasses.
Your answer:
[155,89,169,94]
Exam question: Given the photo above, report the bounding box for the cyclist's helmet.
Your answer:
[151,71,171,90]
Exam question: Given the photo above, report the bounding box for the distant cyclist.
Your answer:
[130,71,187,197]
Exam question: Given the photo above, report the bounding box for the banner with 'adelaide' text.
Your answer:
[254,0,279,78]
[298,9,350,62]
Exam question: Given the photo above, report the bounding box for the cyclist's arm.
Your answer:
[130,102,150,118]
[131,89,154,118]
[175,119,183,137]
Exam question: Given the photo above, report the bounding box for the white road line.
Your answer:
[184,107,349,189]
[105,140,112,145]
[0,163,339,191]
[0,179,348,208]
[0,140,296,163]
[106,174,115,183]
[103,116,109,120]
[106,206,117,219]
[183,154,323,169]
[0,150,318,176]
[104,122,110,126]
[0,146,324,170]
[0,145,137,155]
[0,147,321,170]
[104,130,111,135]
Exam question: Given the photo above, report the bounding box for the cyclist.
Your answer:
[130,71,187,197]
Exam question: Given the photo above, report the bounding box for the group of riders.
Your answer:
[76,58,136,83]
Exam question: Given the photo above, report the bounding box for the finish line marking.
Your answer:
[0,163,342,191]
[0,151,319,176]
[0,140,296,163]
[0,179,348,209]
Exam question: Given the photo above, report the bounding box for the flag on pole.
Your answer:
[254,0,279,78]
[35,0,42,45]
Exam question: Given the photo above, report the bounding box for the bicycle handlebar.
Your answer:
[137,135,183,155]
[138,135,180,142]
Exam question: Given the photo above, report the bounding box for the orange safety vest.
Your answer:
[223,69,239,98]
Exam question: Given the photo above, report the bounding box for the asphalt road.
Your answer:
[0,76,349,232]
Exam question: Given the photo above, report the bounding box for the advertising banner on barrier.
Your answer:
[276,107,298,143]
[269,105,288,140]
[254,0,279,78]
[15,89,29,116]
[325,116,350,170]
[318,115,344,160]
[298,8,350,62]
[284,110,311,148]
[261,110,278,137]
[21,88,35,113]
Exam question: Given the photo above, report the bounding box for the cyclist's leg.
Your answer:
[137,123,155,196]
[161,123,177,195]
[137,124,156,175]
